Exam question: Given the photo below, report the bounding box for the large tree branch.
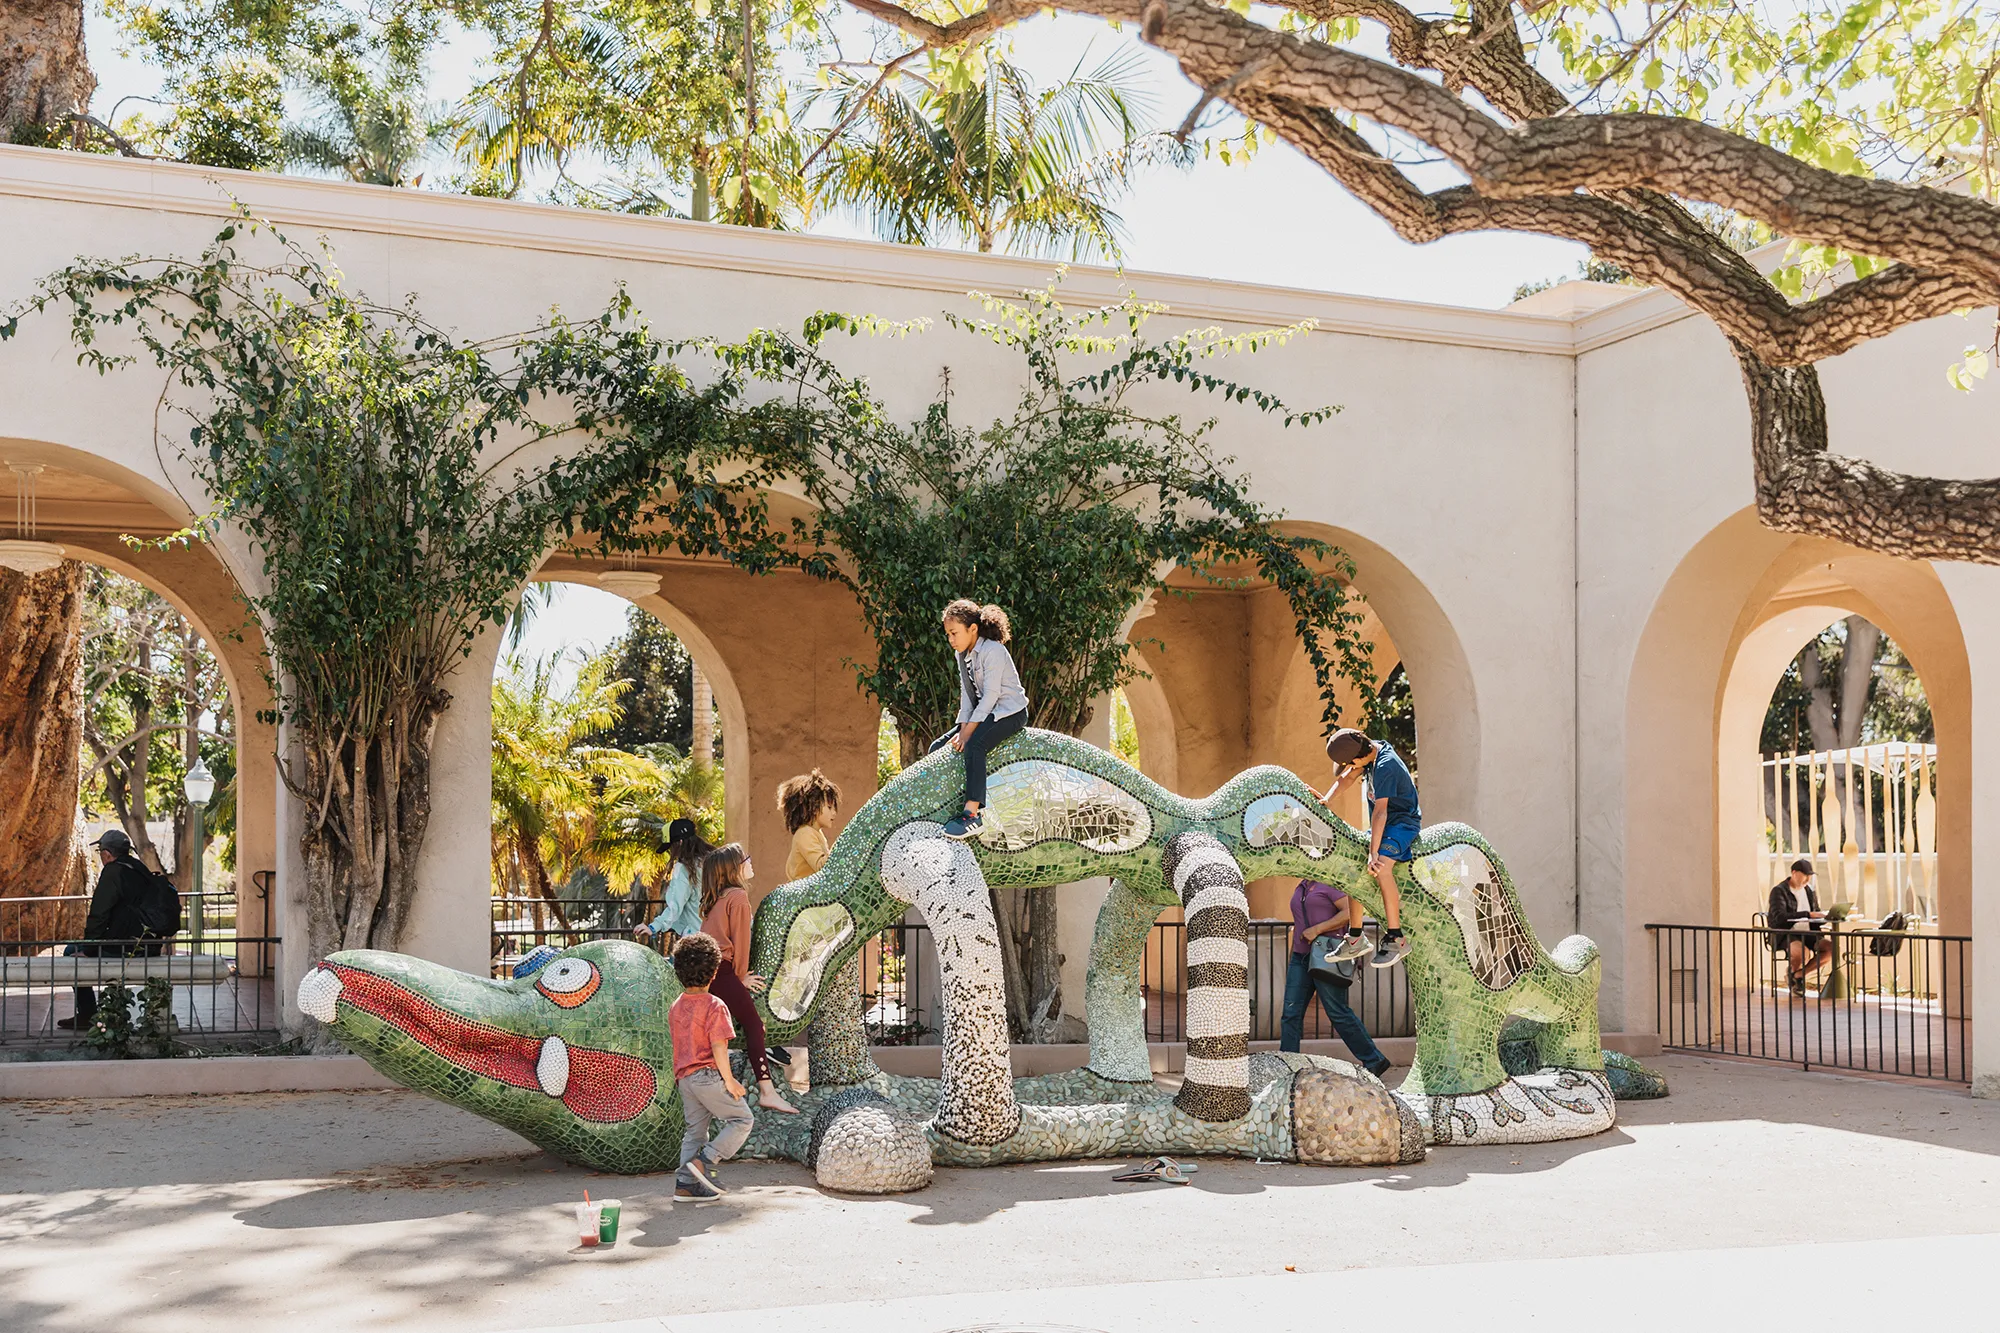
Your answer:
[1476,116,2000,298]
[1277,0,1568,122]
[1736,347,2000,560]
[843,0,2000,559]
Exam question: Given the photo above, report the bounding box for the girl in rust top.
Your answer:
[698,845,797,1114]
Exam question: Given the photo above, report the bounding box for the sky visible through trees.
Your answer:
[76,10,1585,307]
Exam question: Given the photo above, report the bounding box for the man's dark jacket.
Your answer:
[84,853,156,941]
[1766,880,1822,952]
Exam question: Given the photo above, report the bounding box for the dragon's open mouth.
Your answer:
[301,962,656,1123]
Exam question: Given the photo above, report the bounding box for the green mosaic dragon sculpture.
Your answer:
[302,729,1664,1189]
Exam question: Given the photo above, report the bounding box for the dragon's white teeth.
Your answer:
[537,1036,571,1098]
[297,966,342,1023]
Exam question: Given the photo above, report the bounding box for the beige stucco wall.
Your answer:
[6,145,1999,1083]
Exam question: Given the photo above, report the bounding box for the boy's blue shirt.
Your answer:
[1364,741,1420,827]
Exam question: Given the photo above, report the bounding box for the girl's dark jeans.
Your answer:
[708,963,772,1084]
[929,708,1027,807]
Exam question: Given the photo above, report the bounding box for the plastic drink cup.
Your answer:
[597,1200,621,1243]
[575,1202,601,1247]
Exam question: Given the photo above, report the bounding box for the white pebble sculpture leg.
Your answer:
[879,822,1021,1145]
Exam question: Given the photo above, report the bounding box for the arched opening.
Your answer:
[1625,508,1971,1068]
[486,577,734,974]
[1,451,281,1049]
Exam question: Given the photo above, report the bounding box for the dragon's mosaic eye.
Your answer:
[535,958,601,1007]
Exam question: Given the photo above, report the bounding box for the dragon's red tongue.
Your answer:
[324,963,657,1123]
[562,1046,659,1121]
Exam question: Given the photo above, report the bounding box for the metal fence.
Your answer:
[491,895,669,975]
[0,887,281,1050]
[489,901,1412,1050]
[1647,922,1970,1082]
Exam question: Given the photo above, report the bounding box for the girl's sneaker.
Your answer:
[941,812,983,839]
[1330,931,1373,962]
[1370,935,1410,969]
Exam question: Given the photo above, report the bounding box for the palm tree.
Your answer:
[490,652,724,930]
[283,45,452,187]
[809,45,1181,261]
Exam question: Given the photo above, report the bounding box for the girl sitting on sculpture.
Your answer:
[931,599,1030,840]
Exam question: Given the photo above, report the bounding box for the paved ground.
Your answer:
[3,1056,1997,1332]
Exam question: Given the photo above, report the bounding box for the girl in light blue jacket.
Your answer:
[930,599,1030,839]
[634,818,709,945]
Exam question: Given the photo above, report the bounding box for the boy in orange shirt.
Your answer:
[668,932,754,1199]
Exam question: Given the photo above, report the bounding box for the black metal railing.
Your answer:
[490,895,670,975]
[0,888,281,1049]
[1647,922,1970,1082]
[1144,919,1413,1045]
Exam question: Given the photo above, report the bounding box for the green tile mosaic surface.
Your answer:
[307,728,1658,1181]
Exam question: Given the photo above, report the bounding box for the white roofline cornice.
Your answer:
[0,144,1622,357]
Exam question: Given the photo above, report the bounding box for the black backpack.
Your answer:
[134,864,184,939]
[1869,911,1908,958]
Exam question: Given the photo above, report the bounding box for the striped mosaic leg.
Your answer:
[1164,831,1251,1121]
[878,822,1022,1145]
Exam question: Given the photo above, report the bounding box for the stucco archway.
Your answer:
[1621,508,1971,1031]
[527,554,883,908]
[0,449,280,975]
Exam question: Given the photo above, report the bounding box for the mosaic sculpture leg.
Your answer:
[878,822,1021,1145]
[1164,832,1252,1122]
[1082,876,1162,1086]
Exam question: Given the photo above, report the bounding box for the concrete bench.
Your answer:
[0,955,236,986]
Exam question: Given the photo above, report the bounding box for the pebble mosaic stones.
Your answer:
[878,822,1021,1146]
[1291,1063,1427,1166]
[806,1087,935,1193]
[1163,832,1252,1123]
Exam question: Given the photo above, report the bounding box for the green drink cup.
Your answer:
[597,1199,621,1243]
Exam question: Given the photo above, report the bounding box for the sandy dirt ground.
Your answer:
[4,1055,1997,1332]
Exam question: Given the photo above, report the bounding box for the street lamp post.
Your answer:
[183,759,215,945]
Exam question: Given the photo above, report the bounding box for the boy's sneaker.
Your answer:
[940,811,983,839]
[1330,931,1373,962]
[676,1159,724,1198]
[1370,935,1410,969]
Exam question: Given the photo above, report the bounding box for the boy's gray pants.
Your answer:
[677,1068,754,1179]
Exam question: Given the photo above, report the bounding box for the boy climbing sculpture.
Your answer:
[1320,728,1416,970]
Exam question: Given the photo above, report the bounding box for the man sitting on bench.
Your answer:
[57,830,166,1031]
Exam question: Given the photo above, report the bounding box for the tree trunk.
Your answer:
[1022,883,1068,1041]
[298,690,443,1047]
[107,680,166,872]
[1836,616,1879,749]
[0,0,93,145]
[0,561,88,947]
[171,622,201,888]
